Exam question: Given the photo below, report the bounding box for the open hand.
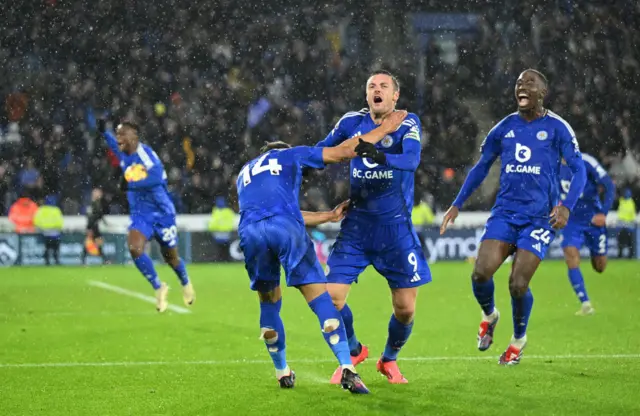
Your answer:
[380,110,408,133]
[440,205,459,235]
[549,204,570,229]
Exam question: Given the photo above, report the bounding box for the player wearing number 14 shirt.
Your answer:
[98,120,195,312]
[440,69,587,365]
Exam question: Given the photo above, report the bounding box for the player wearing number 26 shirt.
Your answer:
[440,69,587,365]
[98,120,194,312]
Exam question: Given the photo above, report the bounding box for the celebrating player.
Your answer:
[316,70,430,384]
[236,110,408,393]
[559,154,615,315]
[440,69,587,365]
[98,120,195,312]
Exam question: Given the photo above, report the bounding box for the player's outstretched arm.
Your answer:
[97,119,124,160]
[301,200,350,227]
[321,110,408,164]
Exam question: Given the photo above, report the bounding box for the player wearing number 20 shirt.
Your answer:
[441,69,586,366]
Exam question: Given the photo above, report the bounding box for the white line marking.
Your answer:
[87,280,191,314]
[2,354,639,369]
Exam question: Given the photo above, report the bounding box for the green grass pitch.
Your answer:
[1,261,640,415]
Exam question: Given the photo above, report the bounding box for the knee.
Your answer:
[472,262,493,283]
[393,304,415,324]
[508,276,529,298]
[593,259,607,274]
[260,328,279,346]
[128,244,144,259]
[163,252,180,267]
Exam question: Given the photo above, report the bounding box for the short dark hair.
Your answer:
[260,141,291,154]
[118,121,139,133]
[524,69,548,88]
[369,70,400,91]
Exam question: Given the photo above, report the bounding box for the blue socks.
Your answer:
[511,288,534,339]
[259,299,287,371]
[308,292,352,367]
[340,303,361,353]
[472,278,495,315]
[133,254,161,290]
[568,267,589,303]
[382,314,414,362]
[171,259,190,286]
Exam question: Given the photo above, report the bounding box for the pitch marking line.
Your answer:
[2,354,640,369]
[87,280,191,314]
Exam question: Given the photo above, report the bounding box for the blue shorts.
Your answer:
[481,213,556,260]
[326,218,431,289]
[239,215,326,292]
[129,215,178,249]
[561,221,607,256]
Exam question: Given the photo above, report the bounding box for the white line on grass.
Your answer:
[2,354,640,369]
[87,280,191,314]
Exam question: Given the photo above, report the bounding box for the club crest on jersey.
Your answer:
[381,136,394,148]
[536,130,548,141]
[124,163,148,182]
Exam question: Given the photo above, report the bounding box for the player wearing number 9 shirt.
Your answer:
[316,70,431,385]
[99,120,194,313]
[440,69,587,365]
[236,110,408,393]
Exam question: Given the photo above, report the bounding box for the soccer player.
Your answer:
[316,70,431,384]
[236,109,408,393]
[440,69,587,365]
[98,120,195,312]
[558,154,615,315]
[82,188,108,265]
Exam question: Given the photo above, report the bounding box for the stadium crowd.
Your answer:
[1,1,638,217]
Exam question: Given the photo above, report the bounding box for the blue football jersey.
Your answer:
[559,153,609,223]
[104,132,176,218]
[317,109,422,224]
[480,111,583,218]
[236,146,325,227]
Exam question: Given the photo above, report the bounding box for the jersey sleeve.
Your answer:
[557,121,586,211]
[583,154,615,214]
[384,114,422,171]
[287,146,326,170]
[316,111,362,147]
[452,123,502,208]
[103,131,124,160]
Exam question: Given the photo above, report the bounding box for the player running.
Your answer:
[236,109,408,393]
[559,154,615,316]
[440,69,587,365]
[98,120,195,312]
[316,70,431,384]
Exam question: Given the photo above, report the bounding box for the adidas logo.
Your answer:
[504,130,515,138]
[410,273,421,283]
[532,243,542,252]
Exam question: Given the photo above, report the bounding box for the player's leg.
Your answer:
[95,237,107,264]
[561,224,594,315]
[52,238,60,265]
[369,223,431,383]
[43,237,51,266]
[160,246,195,306]
[240,221,293,388]
[128,225,168,312]
[274,217,368,393]
[155,217,194,306]
[472,215,519,351]
[297,283,368,394]
[324,220,369,382]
